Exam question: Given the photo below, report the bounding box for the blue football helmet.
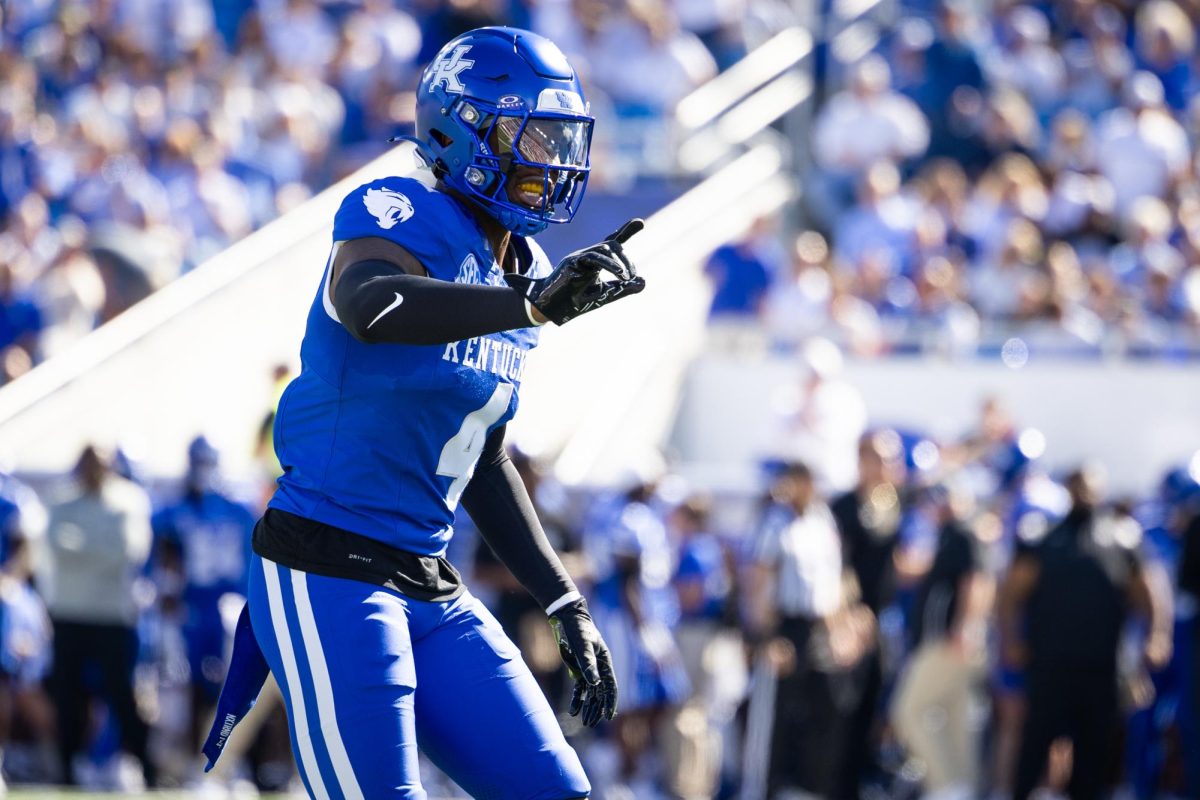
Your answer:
[413,27,594,236]
[186,434,222,493]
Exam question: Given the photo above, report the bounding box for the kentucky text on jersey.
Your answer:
[269,176,552,557]
[442,335,528,381]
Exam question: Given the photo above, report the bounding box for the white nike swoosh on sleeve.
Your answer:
[367,292,405,329]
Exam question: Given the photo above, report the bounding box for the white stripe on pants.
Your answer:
[262,558,365,800]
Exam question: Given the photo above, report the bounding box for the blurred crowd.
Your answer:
[705,0,1200,358]
[0,0,793,385]
[0,385,1196,799]
[8,0,1200,397]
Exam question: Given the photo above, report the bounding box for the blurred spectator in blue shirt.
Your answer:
[0,261,44,384]
[0,531,56,789]
[704,215,781,321]
[888,18,935,107]
[675,0,750,71]
[834,161,921,273]
[1124,467,1200,800]
[917,3,987,161]
[0,470,45,577]
[261,0,338,77]
[984,6,1066,119]
[1133,1,1194,113]
[211,0,254,50]
[673,496,730,626]
[1095,72,1189,224]
[1058,12,1130,120]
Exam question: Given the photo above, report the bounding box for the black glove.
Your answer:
[506,218,646,325]
[548,598,618,727]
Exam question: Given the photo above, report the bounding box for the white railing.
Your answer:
[673,26,814,174]
[675,27,814,131]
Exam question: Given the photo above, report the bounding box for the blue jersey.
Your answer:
[152,491,255,606]
[675,533,730,622]
[269,176,552,557]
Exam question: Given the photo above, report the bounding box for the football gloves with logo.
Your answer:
[505,218,646,325]
[548,598,618,727]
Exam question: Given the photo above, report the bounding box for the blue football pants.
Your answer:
[247,554,591,799]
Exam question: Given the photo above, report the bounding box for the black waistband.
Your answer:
[252,508,464,602]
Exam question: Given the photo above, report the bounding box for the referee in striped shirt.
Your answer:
[749,462,875,799]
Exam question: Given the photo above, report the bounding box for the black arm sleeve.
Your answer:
[334,259,535,345]
[460,425,578,611]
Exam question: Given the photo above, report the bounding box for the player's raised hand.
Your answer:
[548,598,619,726]
[598,218,643,280]
[505,217,646,325]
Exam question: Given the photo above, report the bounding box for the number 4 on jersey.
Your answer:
[436,383,514,510]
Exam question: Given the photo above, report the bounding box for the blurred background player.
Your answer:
[150,436,254,766]
[0,472,53,789]
[587,476,689,797]
[663,492,747,800]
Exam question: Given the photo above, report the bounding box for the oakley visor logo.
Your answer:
[429,45,474,94]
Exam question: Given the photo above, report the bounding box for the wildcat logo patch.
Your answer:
[363,188,414,229]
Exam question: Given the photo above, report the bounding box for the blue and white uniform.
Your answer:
[151,491,254,697]
[589,499,689,711]
[251,175,589,799]
[270,176,541,551]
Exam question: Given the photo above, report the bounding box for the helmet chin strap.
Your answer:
[495,204,550,236]
[480,158,552,235]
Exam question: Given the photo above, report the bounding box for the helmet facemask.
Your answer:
[440,97,593,235]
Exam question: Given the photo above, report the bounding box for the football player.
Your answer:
[202,27,641,799]
[151,436,254,754]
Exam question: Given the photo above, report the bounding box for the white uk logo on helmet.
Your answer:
[428,45,474,94]
[363,188,414,229]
